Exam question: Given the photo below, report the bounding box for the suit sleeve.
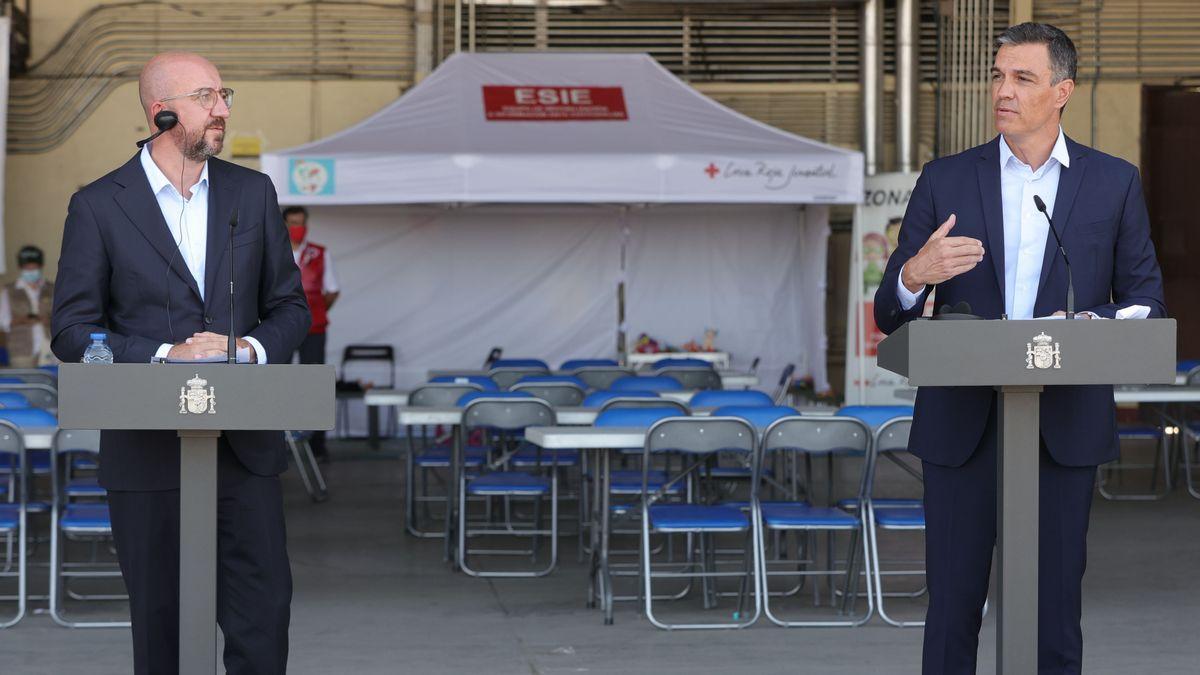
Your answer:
[245,178,311,363]
[51,192,163,363]
[1080,168,1167,319]
[874,167,936,335]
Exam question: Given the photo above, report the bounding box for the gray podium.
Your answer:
[58,363,335,675]
[877,318,1176,674]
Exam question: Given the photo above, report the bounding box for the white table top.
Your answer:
[525,426,647,450]
[23,427,54,450]
[1113,386,1200,404]
[364,389,409,406]
[626,352,730,369]
[422,370,756,389]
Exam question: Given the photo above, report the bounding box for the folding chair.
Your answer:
[48,429,130,628]
[0,369,56,387]
[655,366,723,391]
[0,420,28,628]
[510,376,587,406]
[0,392,31,409]
[609,375,683,394]
[1098,423,1172,501]
[749,413,874,627]
[690,390,773,409]
[640,416,761,629]
[404,382,486,538]
[483,347,504,369]
[457,394,559,577]
[337,344,396,438]
[0,383,56,409]
[771,364,796,406]
[566,361,634,390]
[286,431,327,502]
[487,359,551,389]
[863,412,930,628]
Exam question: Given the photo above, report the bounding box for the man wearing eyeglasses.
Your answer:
[51,52,310,675]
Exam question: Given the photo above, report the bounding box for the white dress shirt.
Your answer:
[898,128,1066,318]
[140,143,266,363]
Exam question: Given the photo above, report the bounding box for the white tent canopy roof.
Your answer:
[263,52,863,204]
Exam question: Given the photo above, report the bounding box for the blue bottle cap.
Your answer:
[89,332,107,340]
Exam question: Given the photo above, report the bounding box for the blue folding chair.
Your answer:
[583,389,660,408]
[487,359,551,387]
[690,390,773,409]
[650,358,711,369]
[430,375,499,391]
[862,411,931,628]
[640,416,761,629]
[655,365,723,391]
[404,382,486,538]
[457,395,559,577]
[749,414,874,627]
[511,375,587,407]
[0,392,30,409]
[48,429,129,628]
[560,359,619,370]
[1099,423,1171,501]
[0,420,28,628]
[610,375,683,393]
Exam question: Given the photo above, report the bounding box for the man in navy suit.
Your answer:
[51,52,309,674]
[874,23,1165,674]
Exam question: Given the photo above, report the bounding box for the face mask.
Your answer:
[288,225,307,244]
[20,269,42,284]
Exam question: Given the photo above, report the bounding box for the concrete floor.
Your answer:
[2,440,1198,674]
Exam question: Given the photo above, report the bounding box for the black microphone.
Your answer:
[1033,195,1074,320]
[227,209,238,364]
[136,110,179,148]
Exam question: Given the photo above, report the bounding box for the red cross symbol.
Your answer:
[704,162,720,179]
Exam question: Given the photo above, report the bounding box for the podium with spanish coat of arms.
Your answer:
[877,318,1175,675]
[58,363,335,675]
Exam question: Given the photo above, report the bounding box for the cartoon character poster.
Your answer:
[847,173,927,404]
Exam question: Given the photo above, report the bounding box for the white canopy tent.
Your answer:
[262,52,862,393]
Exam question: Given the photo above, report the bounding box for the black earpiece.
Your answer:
[154,109,179,132]
[136,109,180,148]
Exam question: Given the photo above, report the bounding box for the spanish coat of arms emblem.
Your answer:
[179,373,217,414]
[1025,332,1062,370]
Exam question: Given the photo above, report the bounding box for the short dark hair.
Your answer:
[995,22,1077,84]
[281,206,308,221]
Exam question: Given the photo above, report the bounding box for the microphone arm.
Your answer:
[227,209,239,363]
[1033,195,1074,320]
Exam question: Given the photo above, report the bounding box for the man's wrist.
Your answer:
[901,264,924,294]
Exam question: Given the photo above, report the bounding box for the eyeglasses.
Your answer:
[158,87,235,111]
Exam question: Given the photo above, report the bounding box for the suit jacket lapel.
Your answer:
[203,159,238,309]
[976,139,1006,301]
[1036,138,1088,300]
[111,154,202,301]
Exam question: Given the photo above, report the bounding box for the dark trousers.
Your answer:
[107,442,292,675]
[294,332,327,457]
[921,403,1096,675]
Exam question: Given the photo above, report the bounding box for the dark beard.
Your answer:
[180,126,223,162]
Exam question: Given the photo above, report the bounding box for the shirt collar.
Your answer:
[139,141,209,198]
[998,126,1070,173]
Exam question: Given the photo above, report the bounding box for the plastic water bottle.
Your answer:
[81,332,114,364]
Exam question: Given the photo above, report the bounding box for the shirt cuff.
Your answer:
[1116,305,1151,320]
[243,336,267,364]
[896,263,926,311]
[154,343,172,362]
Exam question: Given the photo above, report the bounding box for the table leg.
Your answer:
[996,385,1041,675]
[178,430,219,675]
[367,405,380,450]
[444,424,461,566]
[601,448,614,625]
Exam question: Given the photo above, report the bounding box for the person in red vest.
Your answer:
[284,206,340,461]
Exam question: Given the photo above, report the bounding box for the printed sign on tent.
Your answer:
[482,85,628,121]
[845,171,928,405]
[289,158,335,196]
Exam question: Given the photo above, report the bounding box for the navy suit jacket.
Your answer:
[874,136,1166,468]
[51,153,311,490]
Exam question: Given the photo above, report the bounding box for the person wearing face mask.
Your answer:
[0,245,57,367]
[284,205,339,462]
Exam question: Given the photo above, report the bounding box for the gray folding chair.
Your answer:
[457,396,559,577]
[48,429,130,628]
[0,383,56,409]
[771,364,796,406]
[0,420,28,628]
[0,369,56,387]
[655,366,723,391]
[286,431,328,502]
[570,366,635,390]
[640,416,761,629]
[488,367,550,389]
[509,381,586,407]
[404,382,485,538]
